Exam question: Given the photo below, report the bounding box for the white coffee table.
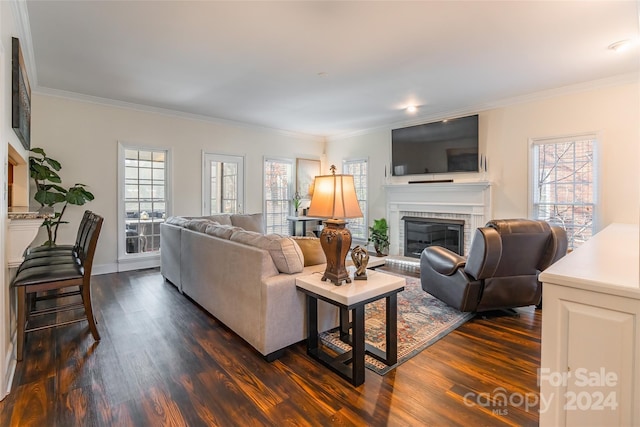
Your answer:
[296,270,405,386]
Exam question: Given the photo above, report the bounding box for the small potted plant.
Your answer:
[368,218,390,256]
[291,192,302,216]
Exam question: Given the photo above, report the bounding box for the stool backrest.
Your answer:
[73,210,93,251]
[77,213,104,278]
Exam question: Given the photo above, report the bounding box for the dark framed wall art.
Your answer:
[12,37,31,150]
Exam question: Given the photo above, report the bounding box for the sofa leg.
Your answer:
[264,349,285,362]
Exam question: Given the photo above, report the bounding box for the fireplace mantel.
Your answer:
[384,182,492,256]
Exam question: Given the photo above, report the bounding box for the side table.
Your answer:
[296,270,405,386]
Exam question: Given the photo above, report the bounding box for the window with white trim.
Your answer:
[118,144,170,257]
[264,158,294,235]
[202,153,244,215]
[531,134,597,249]
[343,158,368,242]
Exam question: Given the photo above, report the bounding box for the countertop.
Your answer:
[7,206,51,220]
[538,223,640,299]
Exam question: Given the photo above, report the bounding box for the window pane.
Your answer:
[265,159,293,235]
[344,159,368,241]
[533,138,595,249]
[122,147,168,255]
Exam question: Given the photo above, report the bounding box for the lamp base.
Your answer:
[319,219,352,285]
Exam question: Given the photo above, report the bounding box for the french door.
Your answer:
[202,153,245,215]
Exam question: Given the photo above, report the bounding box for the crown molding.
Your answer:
[328,72,638,142]
[33,86,325,142]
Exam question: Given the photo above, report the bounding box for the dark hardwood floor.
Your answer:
[0,267,541,426]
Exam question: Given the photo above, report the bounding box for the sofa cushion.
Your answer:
[165,216,190,227]
[231,213,265,233]
[229,229,265,247]
[292,237,326,266]
[204,224,242,240]
[230,230,303,274]
[185,219,218,233]
[204,214,233,226]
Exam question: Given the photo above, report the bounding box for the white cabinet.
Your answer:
[539,224,640,427]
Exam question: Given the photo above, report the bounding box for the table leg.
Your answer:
[306,295,318,352]
[351,305,365,386]
[339,308,350,342]
[386,293,398,365]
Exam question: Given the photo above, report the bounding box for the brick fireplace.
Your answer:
[385,182,491,257]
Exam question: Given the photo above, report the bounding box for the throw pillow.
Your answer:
[231,213,265,234]
[263,236,304,274]
[230,230,303,274]
[292,237,326,266]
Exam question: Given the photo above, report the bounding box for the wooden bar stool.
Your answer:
[11,213,104,361]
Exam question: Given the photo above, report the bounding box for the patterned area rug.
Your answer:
[319,272,474,375]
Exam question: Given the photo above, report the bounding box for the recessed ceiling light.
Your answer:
[317,72,329,77]
[406,105,417,113]
[608,39,632,53]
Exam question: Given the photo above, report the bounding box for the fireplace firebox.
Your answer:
[402,216,465,258]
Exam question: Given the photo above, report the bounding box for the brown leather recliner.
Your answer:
[420,219,568,312]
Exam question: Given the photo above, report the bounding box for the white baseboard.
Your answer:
[92,263,118,275]
[1,333,16,401]
[92,257,160,276]
[116,256,160,272]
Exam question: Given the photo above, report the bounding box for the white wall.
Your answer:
[326,80,640,239]
[32,94,324,273]
[1,0,35,401]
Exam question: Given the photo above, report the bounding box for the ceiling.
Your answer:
[24,1,639,137]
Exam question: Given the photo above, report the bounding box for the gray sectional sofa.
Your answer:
[160,213,338,360]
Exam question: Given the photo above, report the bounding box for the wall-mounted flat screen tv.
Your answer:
[391,114,479,175]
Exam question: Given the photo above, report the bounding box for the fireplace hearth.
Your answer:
[402,216,464,258]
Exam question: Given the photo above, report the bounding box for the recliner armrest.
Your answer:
[423,246,466,276]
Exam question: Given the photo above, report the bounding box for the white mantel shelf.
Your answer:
[384,181,492,256]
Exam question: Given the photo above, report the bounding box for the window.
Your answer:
[118,144,170,257]
[343,158,368,242]
[264,158,294,235]
[531,134,597,249]
[202,153,244,215]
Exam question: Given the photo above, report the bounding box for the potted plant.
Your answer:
[30,147,95,246]
[368,218,390,256]
[291,191,302,216]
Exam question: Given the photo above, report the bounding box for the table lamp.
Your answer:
[306,165,363,285]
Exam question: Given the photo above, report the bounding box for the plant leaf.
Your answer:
[35,190,66,206]
[30,147,46,156]
[66,186,95,205]
[44,157,62,171]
